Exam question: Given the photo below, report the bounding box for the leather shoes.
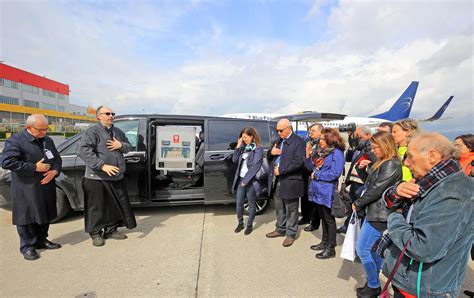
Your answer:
[316,248,336,259]
[304,225,318,232]
[357,285,381,297]
[336,226,347,234]
[22,249,40,261]
[36,240,62,250]
[356,282,368,293]
[234,223,244,233]
[265,230,285,238]
[310,241,328,251]
[244,226,253,235]
[282,237,295,247]
[297,218,310,225]
[91,235,105,247]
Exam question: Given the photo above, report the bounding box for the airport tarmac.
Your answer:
[0,204,472,297]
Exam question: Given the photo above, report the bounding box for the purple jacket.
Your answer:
[306,149,345,208]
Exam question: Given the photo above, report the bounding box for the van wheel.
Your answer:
[244,199,270,216]
[51,188,71,223]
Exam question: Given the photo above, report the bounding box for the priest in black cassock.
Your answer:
[78,106,137,246]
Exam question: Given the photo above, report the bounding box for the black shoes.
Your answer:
[244,226,253,235]
[104,230,127,240]
[316,248,336,259]
[356,282,368,293]
[304,225,319,232]
[298,218,310,225]
[234,223,244,233]
[22,248,40,261]
[36,239,62,250]
[356,285,381,297]
[310,241,328,251]
[336,226,347,234]
[91,234,105,247]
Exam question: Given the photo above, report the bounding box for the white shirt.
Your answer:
[239,152,249,178]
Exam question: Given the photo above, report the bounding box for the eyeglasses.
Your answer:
[276,127,289,133]
[100,112,116,116]
[32,126,49,132]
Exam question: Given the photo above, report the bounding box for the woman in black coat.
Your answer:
[352,131,402,298]
[232,127,264,235]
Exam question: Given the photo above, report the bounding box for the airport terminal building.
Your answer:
[0,63,96,132]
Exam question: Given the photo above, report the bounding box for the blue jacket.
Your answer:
[306,149,345,208]
[232,145,264,197]
[382,171,473,297]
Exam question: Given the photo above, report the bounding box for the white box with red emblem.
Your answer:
[156,126,196,170]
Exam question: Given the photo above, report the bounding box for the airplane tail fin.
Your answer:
[369,81,419,121]
[421,96,454,122]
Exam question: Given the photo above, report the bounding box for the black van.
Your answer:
[0,114,278,221]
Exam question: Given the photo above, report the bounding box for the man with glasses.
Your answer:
[79,106,137,247]
[266,118,305,247]
[2,114,62,260]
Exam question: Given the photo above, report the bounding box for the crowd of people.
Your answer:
[1,108,472,297]
[232,118,473,298]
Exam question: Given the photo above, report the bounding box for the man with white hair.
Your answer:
[2,114,62,261]
[380,133,473,297]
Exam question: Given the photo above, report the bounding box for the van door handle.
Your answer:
[125,156,141,163]
[209,154,225,160]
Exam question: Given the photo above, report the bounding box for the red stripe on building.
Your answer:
[0,63,70,95]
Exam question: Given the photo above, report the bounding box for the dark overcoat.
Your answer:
[231,146,264,197]
[268,133,305,200]
[1,130,62,225]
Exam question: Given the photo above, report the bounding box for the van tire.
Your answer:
[51,188,71,223]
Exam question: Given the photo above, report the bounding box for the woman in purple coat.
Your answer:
[306,128,345,259]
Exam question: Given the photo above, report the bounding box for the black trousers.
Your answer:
[300,193,321,227]
[318,204,337,247]
[16,223,49,253]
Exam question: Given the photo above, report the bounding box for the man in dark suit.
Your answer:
[266,118,305,247]
[2,114,62,260]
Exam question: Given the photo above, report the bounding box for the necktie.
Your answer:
[275,139,285,166]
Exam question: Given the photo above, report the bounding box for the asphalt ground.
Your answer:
[0,204,473,297]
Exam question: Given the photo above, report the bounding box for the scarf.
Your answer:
[312,146,334,168]
[415,159,460,198]
[244,142,256,152]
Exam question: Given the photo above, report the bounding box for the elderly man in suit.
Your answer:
[266,118,306,247]
[2,114,62,260]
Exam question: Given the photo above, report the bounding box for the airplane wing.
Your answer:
[271,111,346,122]
[420,96,454,122]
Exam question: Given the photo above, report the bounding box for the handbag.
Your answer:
[340,211,360,261]
[255,157,269,181]
[331,183,352,218]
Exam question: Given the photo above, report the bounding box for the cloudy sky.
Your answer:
[1,0,472,133]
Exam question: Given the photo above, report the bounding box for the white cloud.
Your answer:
[1,0,472,133]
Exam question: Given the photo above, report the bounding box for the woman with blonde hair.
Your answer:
[392,119,419,181]
[352,131,402,297]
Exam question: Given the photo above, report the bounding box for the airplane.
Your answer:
[419,96,454,122]
[222,81,420,130]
